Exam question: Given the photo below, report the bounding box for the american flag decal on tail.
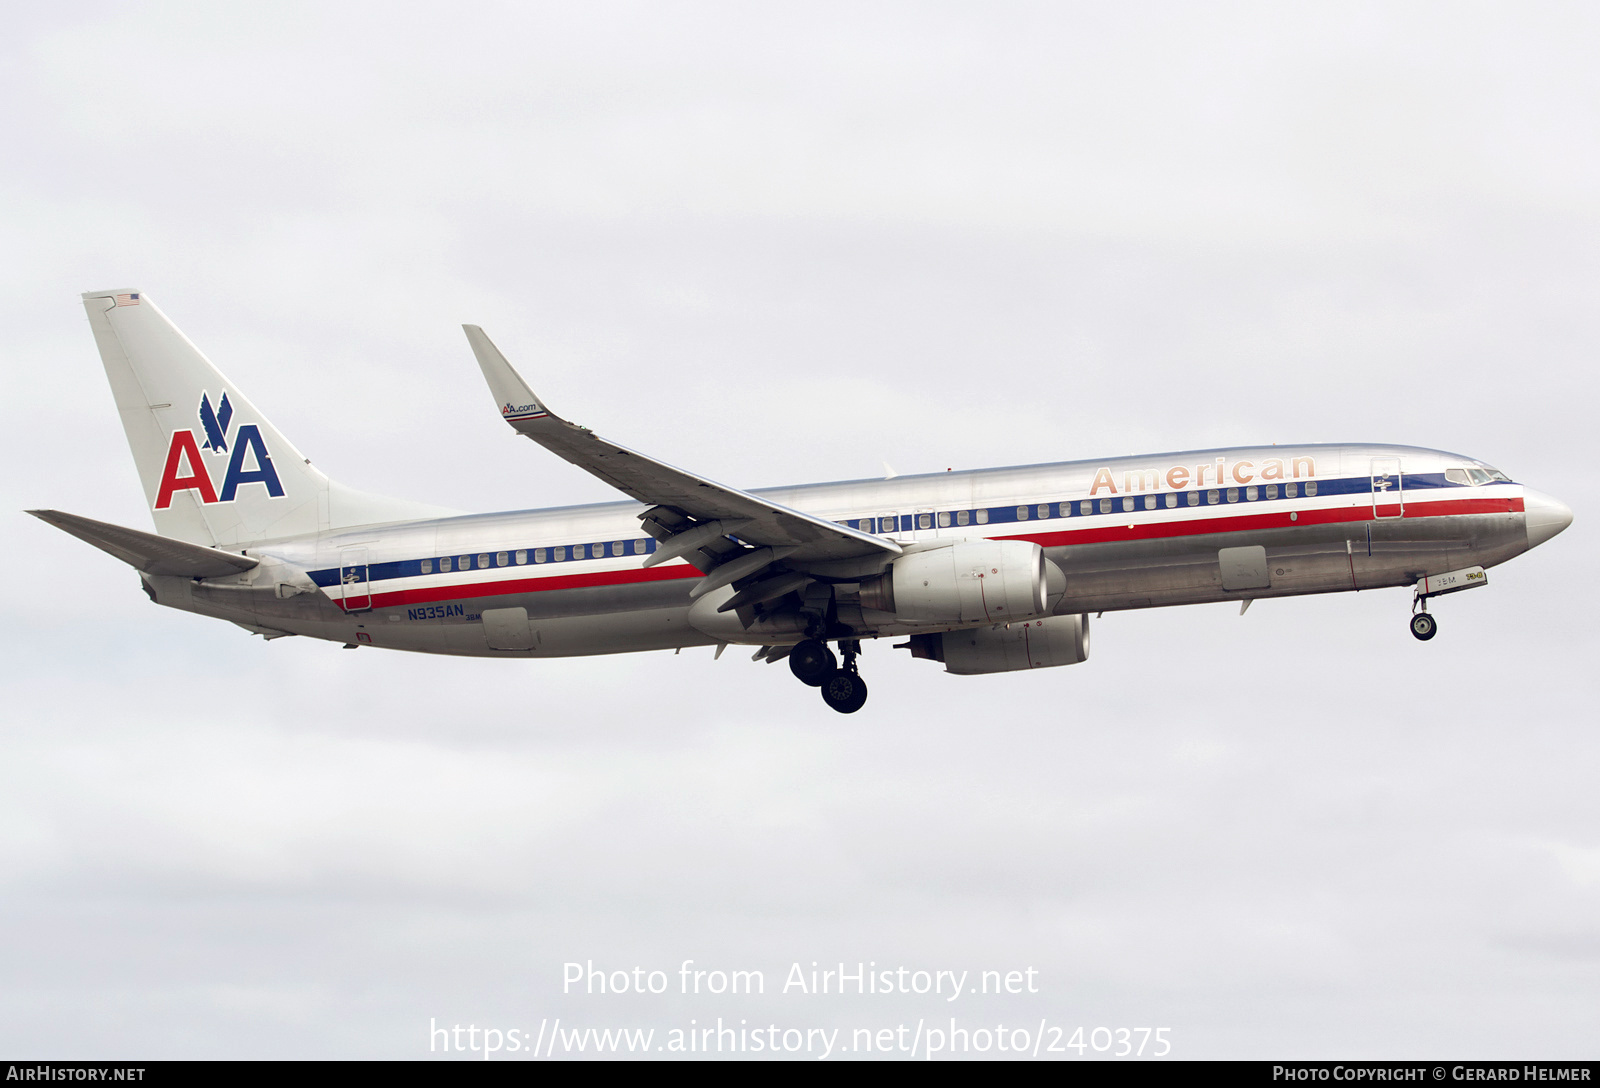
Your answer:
[115,293,140,306]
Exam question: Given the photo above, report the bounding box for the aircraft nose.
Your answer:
[1524,488,1574,550]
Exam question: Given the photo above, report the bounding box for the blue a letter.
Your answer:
[219,424,286,501]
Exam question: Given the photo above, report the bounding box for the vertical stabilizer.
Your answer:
[82,289,454,545]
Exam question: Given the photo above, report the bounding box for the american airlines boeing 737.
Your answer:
[31,289,1573,713]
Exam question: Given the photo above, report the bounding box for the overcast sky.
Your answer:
[2,1,1597,1060]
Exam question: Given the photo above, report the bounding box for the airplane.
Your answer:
[30,289,1574,714]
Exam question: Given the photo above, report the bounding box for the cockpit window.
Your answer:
[1468,468,1493,485]
[1445,468,1472,485]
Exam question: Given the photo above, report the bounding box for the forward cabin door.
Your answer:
[1371,458,1403,519]
[339,545,371,613]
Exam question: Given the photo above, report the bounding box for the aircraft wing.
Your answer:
[28,509,259,578]
[464,325,900,571]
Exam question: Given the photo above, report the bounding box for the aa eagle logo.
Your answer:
[198,392,233,452]
[153,392,285,509]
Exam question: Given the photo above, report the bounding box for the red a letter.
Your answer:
[154,430,219,508]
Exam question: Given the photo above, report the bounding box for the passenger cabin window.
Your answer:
[1265,483,1278,499]
[918,513,933,529]
[1186,492,1199,506]
[461,555,474,570]
[534,548,547,563]
[479,553,491,568]
[859,519,873,532]
[1207,490,1219,504]
[1164,494,1177,509]
[975,510,989,524]
[1099,498,1112,514]
[515,550,527,565]
[938,511,951,528]
[1144,495,1156,511]
[1121,497,1134,512]
[1226,488,1238,503]
[552,546,565,561]
[1080,500,1093,516]
[956,510,970,526]
[496,551,508,566]
[1245,486,1258,501]
[1037,504,1049,519]
[1285,483,1298,498]
[1058,503,1071,518]
[441,556,452,572]
[1016,506,1029,520]
[880,516,897,533]
[632,539,645,554]
[1305,482,1318,496]
[421,559,433,574]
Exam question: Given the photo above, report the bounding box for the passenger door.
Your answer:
[1370,458,1403,519]
[339,546,371,613]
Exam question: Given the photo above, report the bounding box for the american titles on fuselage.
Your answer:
[1090,455,1316,496]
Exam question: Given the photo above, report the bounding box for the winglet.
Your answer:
[463,325,551,428]
[456,324,902,566]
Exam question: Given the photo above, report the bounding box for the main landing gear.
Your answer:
[790,638,868,714]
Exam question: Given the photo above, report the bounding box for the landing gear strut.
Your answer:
[1409,590,1438,641]
[818,639,868,714]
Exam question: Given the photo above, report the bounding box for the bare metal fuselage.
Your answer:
[155,441,1536,658]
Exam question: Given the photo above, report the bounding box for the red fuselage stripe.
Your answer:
[337,495,1523,611]
[998,495,1522,549]
[348,562,703,610]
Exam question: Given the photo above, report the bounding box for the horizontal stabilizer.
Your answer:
[28,509,259,578]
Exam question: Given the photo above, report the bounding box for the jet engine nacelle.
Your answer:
[862,539,1049,626]
[901,613,1091,675]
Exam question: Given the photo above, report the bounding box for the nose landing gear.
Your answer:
[1407,565,1488,641]
[1409,610,1438,641]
